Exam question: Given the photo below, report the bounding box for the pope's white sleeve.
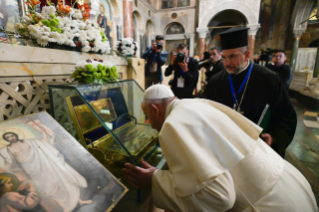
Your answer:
[152,170,235,212]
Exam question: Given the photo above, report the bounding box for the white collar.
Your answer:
[235,60,250,75]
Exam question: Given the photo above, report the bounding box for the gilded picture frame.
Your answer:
[0,112,128,212]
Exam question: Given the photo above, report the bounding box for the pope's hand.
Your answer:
[261,133,274,146]
[122,159,157,189]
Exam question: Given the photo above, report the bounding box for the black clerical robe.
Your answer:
[205,60,224,82]
[202,62,297,157]
[267,64,293,91]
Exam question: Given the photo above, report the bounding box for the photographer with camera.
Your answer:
[143,35,168,89]
[165,44,199,99]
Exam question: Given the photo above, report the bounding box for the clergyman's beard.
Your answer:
[226,64,244,74]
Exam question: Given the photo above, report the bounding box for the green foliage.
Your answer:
[72,61,119,84]
[85,64,94,72]
[50,19,58,27]
[50,26,56,32]
[49,14,56,19]
[100,32,107,42]
[40,20,50,27]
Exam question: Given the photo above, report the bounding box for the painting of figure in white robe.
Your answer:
[0,112,127,212]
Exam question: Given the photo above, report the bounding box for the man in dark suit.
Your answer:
[143,35,168,89]
[205,47,225,82]
[165,44,199,98]
[267,51,293,91]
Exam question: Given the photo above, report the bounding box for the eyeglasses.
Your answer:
[221,51,247,62]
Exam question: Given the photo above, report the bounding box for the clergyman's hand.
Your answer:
[122,159,157,189]
[261,133,274,146]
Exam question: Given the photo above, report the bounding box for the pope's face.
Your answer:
[142,104,163,132]
[4,133,18,143]
[222,48,249,74]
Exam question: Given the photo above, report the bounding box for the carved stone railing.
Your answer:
[0,43,145,121]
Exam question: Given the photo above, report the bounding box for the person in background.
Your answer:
[143,35,168,89]
[267,51,293,91]
[202,27,297,158]
[165,44,199,99]
[205,47,224,82]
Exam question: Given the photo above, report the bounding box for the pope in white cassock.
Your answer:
[0,120,92,211]
[123,84,318,212]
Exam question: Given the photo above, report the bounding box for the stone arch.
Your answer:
[108,0,120,15]
[199,1,257,28]
[133,10,143,29]
[164,22,185,35]
[291,0,316,31]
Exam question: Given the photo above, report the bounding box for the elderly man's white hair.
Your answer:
[142,84,175,106]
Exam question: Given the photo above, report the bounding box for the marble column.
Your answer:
[173,0,178,7]
[123,0,133,38]
[247,24,260,61]
[196,27,208,59]
[189,33,195,57]
[138,29,146,58]
[313,40,319,78]
[290,31,303,72]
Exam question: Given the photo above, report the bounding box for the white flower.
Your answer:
[43,26,51,32]
[66,20,78,28]
[21,16,33,25]
[75,61,87,69]
[35,13,44,19]
[72,11,83,19]
[71,26,79,34]
[28,25,42,38]
[68,9,75,17]
[78,23,86,30]
[37,36,50,47]
[62,27,71,33]
[79,32,88,43]
[65,39,76,47]
[83,41,89,46]
[41,32,51,37]
[64,31,74,40]
[50,31,60,39]
[91,60,100,67]
[87,29,100,41]
[81,45,91,53]
[48,38,57,43]
[41,6,56,17]
[56,33,68,44]
[74,33,80,37]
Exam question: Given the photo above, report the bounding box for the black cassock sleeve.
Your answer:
[267,75,297,157]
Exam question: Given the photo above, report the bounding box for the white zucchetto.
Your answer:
[143,84,175,100]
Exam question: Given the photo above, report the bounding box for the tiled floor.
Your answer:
[286,98,319,206]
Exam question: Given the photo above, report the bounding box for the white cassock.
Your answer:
[152,99,318,212]
[0,135,87,211]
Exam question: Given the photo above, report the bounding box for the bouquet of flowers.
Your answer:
[14,0,110,54]
[115,38,138,57]
[71,59,119,84]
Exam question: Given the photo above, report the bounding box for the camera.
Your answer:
[156,42,163,50]
[176,51,185,63]
[259,48,278,66]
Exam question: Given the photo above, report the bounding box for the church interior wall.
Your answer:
[254,0,296,54]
